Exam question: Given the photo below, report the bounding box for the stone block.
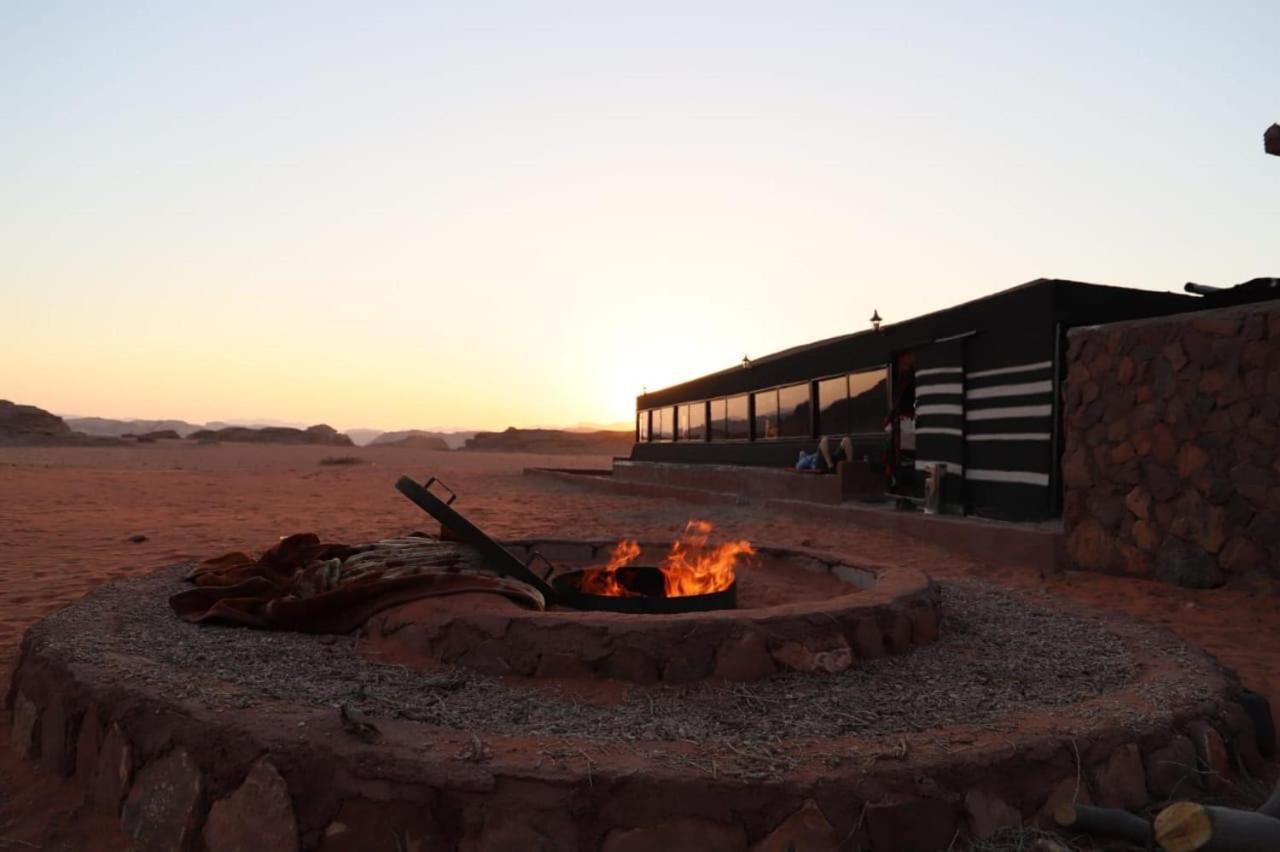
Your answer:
[1176,443,1210,479]
[908,605,940,644]
[1131,520,1160,553]
[39,698,79,777]
[122,748,205,851]
[1220,537,1268,574]
[1093,743,1147,810]
[1143,735,1199,800]
[752,800,838,852]
[1155,538,1224,588]
[1125,486,1151,519]
[602,818,746,852]
[771,637,851,674]
[1065,518,1117,572]
[1150,424,1177,465]
[93,724,134,815]
[9,691,39,761]
[964,790,1021,841]
[75,705,103,791]
[204,759,299,852]
[714,632,777,681]
[601,647,659,684]
[865,798,957,852]
[1189,724,1230,791]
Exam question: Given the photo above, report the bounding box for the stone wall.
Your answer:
[1062,301,1280,587]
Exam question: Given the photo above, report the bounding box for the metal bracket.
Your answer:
[423,477,457,506]
[524,551,556,582]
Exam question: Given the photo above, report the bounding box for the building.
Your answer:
[630,279,1203,522]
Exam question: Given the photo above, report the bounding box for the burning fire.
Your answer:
[580,520,755,598]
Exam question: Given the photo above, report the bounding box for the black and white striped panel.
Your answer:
[963,356,1054,488]
[914,339,965,479]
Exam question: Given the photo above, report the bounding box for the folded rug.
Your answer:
[170,532,544,633]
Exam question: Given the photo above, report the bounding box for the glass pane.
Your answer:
[753,390,778,439]
[685,402,706,441]
[818,376,849,436]
[709,398,728,440]
[726,395,749,439]
[638,410,649,442]
[778,383,811,437]
[653,407,673,440]
[849,368,890,433]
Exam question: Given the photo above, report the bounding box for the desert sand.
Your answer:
[2,442,1278,846]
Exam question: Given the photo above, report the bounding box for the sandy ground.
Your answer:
[2,442,1278,847]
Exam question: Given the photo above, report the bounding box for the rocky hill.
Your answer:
[368,430,451,451]
[463,428,633,455]
[65,416,204,438]
[187,424,354,446]
[0,401,128,446]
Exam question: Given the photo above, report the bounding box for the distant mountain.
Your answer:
[344,428,384,446]
[65,416,205,438]
[463,427,633,455]
[367,430,451,451]
[1,401,125,446]
[188,424,354,446]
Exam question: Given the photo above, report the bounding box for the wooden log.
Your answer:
[1155,800,1280,852]
[1053,802,1151,845]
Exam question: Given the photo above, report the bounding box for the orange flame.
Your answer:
[658,519,754,597]
[578,539,641,596]
[581,520,754,598]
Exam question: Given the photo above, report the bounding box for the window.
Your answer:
[726,395,749,439]
[849,368,889,433]
[709,398,728,440]
[778,383,811,437]
[680,403,706,441]
[818,375,849,436]
[753,390,778,439]
[652,407,673,441]
[638,410,649,442]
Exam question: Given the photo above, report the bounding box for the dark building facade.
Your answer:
[631,279,1200,522]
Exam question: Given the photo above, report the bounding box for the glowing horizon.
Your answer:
[4,2,1276,433]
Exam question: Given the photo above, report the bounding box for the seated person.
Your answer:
[796,436,854,473]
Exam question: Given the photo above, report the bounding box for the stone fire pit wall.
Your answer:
[1062,301,1280,587]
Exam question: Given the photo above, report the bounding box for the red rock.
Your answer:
[1093,744,1147,810]
[92,723,133,814]
[1062,447,1093,489]
[1242,341,1269,368]
[1198,507,1226,554]
[1176,443,1210,478]
[535,652,595,679]
[1220,537,1268,574]
[1151,424,1177,464]
[1131,428,1154,457]
[851,618,885,659]
[1131,520,1160,553]
[753,800,838,852]
[1190,723,1231,791]
[1191,317,1241,336]
[908,605,940,644]
[321,799,443,852]
[714,633,777,681]
[1081,382,1099,405]
[1109,441,1136,465]
[75,705,103,791]
[964,790,1020,840]
[865,798,957,852]
[203,759,298,852]
[1163,342,1189,371]
[1035,777,1091,828]
[1143,735,1200,799]
[602,818,746,852]
[602,647,659,684]
[1125,486,1151,519]
[772,637,852,673]
[1065,518,1116,572]
[39,698,78,777]
[9,691,39,760]
[121,747,204,851]
[1116,356,1135,384]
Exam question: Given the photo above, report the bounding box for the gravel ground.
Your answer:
[27,566,1211,769]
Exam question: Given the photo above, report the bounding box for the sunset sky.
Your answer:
[3,2,1276,432]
